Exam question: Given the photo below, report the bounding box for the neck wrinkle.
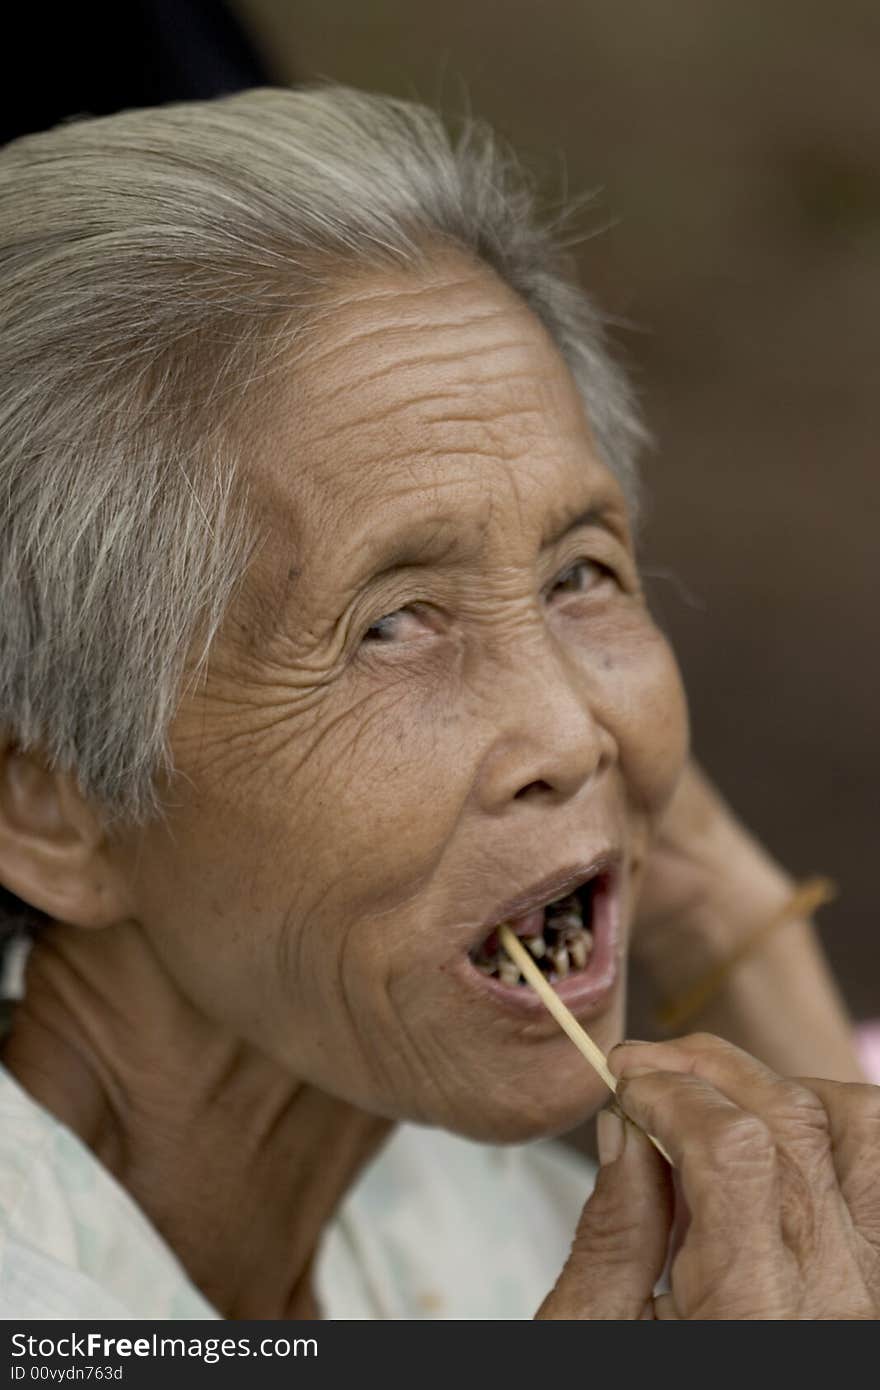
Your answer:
[1,922,391,1319]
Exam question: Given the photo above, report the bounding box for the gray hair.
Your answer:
[0,84,646,834]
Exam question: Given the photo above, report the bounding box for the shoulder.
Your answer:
[0,1235,134,1319]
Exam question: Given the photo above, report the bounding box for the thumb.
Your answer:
[537,1109,674,1319]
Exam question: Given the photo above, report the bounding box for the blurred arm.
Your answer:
[631,766,865,1082]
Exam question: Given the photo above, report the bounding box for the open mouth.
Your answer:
[468,873,609,987]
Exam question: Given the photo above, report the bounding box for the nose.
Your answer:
[472,634,617,815]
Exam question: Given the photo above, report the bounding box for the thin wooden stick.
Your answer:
[499,924,672,1165]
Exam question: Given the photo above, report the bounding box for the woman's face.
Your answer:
[125,257,688,1141]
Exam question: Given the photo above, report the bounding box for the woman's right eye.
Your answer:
[362,607,424,644]
[363,612,400,643]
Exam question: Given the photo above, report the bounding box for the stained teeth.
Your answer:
[498,958,523,987]
[568,935,589,970]
[551,910,583,933]
[551,946,570,979]
[564,922,591,939]
[473,916,594,984]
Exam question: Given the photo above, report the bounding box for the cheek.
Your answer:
[602,622,689,818]
[206,672,477,931]
[307,712,483,955]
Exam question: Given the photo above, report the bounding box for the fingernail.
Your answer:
[597,1107,625,1165]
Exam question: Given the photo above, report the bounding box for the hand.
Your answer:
[627,764,863,1082]
[631,761,792,994]
[537,1034,880,1319]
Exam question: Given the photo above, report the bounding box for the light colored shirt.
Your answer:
[0,1064,595,1320]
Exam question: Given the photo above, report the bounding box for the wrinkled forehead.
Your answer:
[235,256,627,605]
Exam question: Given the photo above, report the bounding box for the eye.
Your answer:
[362,606,425,644]
[548,558,611,598]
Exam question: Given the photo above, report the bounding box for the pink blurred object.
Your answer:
[855,1022,880,1084]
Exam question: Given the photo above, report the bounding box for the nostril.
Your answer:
[513,779,553,800]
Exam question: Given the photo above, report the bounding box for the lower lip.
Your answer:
[457,873,622,1020]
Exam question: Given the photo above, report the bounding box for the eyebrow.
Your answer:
[360,500,621,585]
[541,504,620,549]
[362,519,462,579]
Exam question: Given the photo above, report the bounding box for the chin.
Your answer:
[436,1066,613,1146]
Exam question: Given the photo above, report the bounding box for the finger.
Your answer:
[615,1062,876,1319]
[612,1068,790,1304]
[796,1077,880,1248]
[537,1110,673,1319]
[612,1038,848,1267]
[611,1034,831,1159]
[614,1069,781,1218]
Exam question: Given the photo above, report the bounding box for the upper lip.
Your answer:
[471,852,618,950]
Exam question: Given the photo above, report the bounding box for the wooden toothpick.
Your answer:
[499,924,672,1165]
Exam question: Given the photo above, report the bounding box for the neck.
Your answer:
[1,923,390,1318]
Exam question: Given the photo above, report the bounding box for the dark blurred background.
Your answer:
[4,2,877,1016]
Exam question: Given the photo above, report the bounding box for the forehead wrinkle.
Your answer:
[293,347,566,487]
[304,254,535,358]
[318,475,493,581]
[299,270,558,406]
[289,405,549,488]
[280,359,563,502]
[320,262,501,314]
[255,262,583,492]
[239,259,621,636]
[304,340,552,448]
[295,382,546,441]
[303,302,528,376]
[309,356,549,413]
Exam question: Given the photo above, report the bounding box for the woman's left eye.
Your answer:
[548,559,611,597]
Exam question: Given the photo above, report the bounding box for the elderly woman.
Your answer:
[0,86,875,1321]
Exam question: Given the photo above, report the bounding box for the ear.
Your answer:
[0,740,134,928]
